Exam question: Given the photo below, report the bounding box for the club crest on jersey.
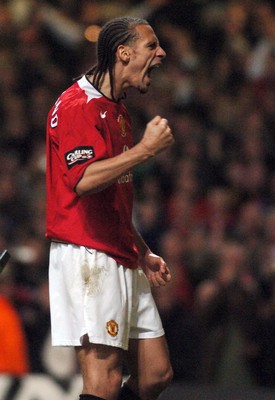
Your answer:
[65,146,95,169]
[106,320,119,337]
[117,114,126,137]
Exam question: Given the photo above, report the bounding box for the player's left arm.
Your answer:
[133,227,171,287]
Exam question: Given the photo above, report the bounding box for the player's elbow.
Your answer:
[75,179,107,196]
[75,185,86,196]
[75,178,93,196]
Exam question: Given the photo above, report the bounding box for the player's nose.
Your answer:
[157,46,166,59]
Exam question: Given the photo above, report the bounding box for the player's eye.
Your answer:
[148,42,157,49]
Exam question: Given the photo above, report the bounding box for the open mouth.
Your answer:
[147,63,161,78]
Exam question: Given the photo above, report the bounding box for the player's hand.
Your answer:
[140,115,174,156]
[141,250,171,287]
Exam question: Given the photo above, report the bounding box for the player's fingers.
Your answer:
[148,272,161,287]
[166,127,174,144]
[159,118,168,128]
[162,267,171,283]
[149,270,170,287]
[159,264,171,284]
[166,127,173,138]
[150,115,162,125]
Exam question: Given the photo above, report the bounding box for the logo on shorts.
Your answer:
[106,320,119,337]
[65,146,95,169]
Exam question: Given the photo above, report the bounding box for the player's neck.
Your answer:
[99,72,123,102]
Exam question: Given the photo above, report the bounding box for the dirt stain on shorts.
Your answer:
[81,262,107,297]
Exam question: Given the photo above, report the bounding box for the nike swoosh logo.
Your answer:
[100,111,107,119]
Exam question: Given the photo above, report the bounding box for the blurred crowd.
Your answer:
[0,0,274,391]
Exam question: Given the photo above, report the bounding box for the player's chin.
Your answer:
[138,86,149,94]
[138,80,150,94]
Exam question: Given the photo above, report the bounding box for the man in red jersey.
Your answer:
[46,16,174,400]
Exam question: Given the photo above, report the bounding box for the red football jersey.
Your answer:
[46,76,138,268]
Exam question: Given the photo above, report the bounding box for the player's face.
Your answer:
[126,24,166,93]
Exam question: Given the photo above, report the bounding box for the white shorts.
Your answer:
[49,242,164,350]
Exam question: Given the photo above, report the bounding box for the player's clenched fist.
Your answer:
[140,115,174,156]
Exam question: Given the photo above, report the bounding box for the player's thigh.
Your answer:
[75,336,124,392]
[124,335,172,381]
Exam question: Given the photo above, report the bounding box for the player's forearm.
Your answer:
[75,142,152,195]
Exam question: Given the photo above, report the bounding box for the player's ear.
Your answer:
[117,45,130,63]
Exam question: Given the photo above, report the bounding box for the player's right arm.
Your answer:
[75,115,174,195]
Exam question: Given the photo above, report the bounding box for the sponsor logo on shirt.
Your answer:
[65,146,95,169]
[117,145,132,184]
[117,171,133,184]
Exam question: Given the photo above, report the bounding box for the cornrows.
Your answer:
[87,16,149,100]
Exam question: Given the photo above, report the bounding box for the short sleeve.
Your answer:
[56,104,107,190]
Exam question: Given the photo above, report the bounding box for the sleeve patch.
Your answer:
[65,146,95,169]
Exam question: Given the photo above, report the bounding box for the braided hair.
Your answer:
[87,16,149,100]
